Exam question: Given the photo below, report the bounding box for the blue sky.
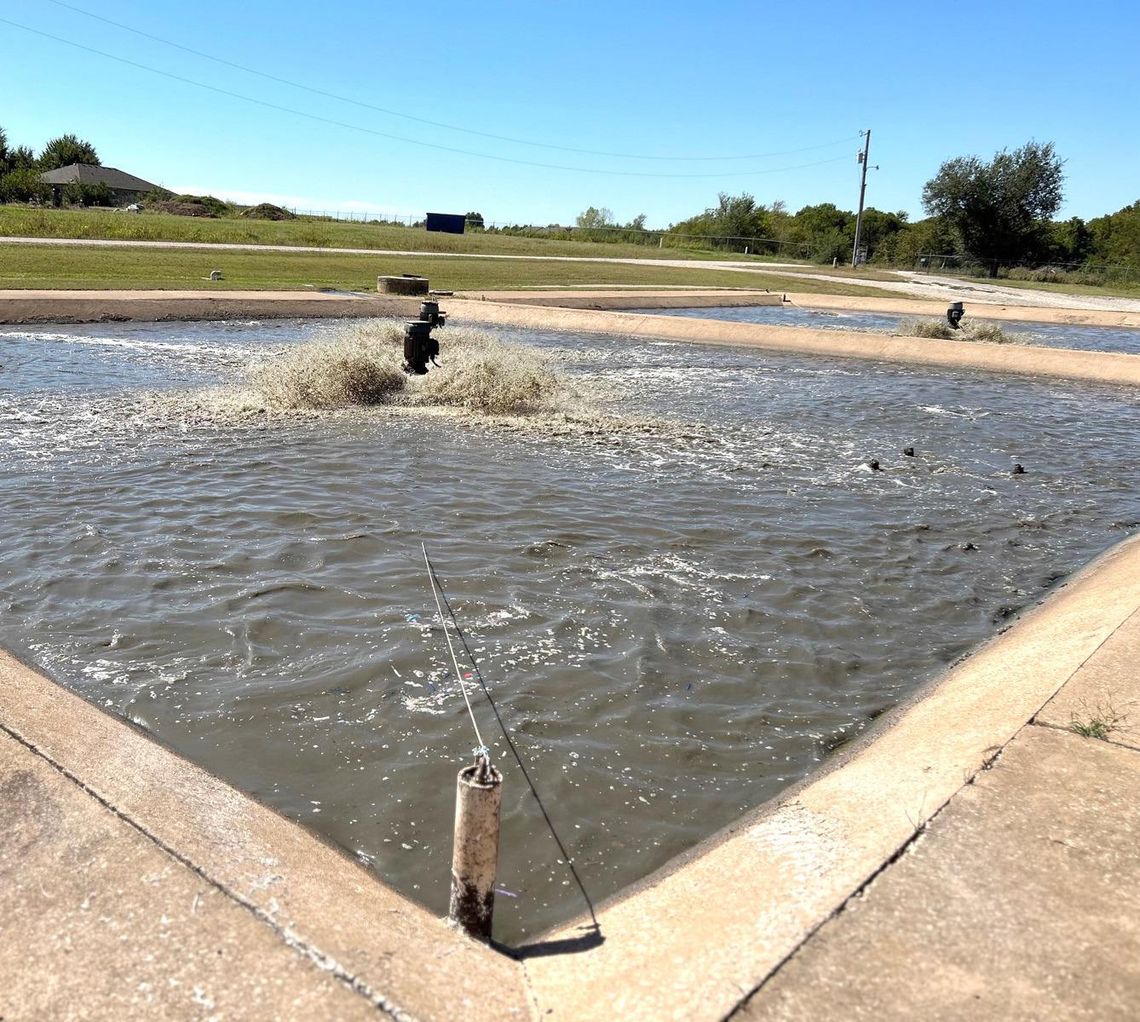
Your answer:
[2,0,1137,226]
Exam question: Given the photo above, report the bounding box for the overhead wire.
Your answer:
[1,16,851,179]
[41,0,858,164]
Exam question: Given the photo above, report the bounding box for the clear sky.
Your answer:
[2,0,1137,227]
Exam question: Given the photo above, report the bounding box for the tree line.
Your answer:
[0,129,110,205]
[555,142,1139,279]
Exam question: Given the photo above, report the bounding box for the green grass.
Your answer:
[0,243,901,296]
[0,206,805,264]
[1069,700,1130,741]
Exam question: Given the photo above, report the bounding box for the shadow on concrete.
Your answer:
[504,924,604,960]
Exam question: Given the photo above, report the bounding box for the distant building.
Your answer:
[39,164,159,205]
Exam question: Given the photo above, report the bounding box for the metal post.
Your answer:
[449,754,502,941]
[851,129,872,269]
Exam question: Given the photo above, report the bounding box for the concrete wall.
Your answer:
[451,300,1140,388]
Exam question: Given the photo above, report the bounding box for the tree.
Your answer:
[1088,201,1140,267]
[1049,216,1093,265]
[574,206,616,242]
[0,125,8,173]
[785,203,855,263]
[38,133,101,170]
[575,206,614,229]
[9,145,36,171]
[922,141,1064,276]
[892,216,961,267]
[668,193,776,253]
[464,211,485,230]
[712,193,769,239]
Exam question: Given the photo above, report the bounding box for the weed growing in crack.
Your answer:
[1069,699,1130,740]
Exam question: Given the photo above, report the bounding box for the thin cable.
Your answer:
[423,543,486,756]
[423,548,599,931]
[1,17,849,180]
[43,0,858,164]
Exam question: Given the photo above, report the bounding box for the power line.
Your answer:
[3,17,850,179]
[42,0,858,165]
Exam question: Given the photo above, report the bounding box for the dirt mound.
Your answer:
[151,201,218,218]
[151,194,231,218]
[241,203,295,221]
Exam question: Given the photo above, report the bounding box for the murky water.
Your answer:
[631,305,1140,353]
[1,318,1138,943]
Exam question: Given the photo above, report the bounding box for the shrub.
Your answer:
[63,181,114,207]
[0,168,50,204]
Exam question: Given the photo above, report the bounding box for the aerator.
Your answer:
[403,300,447,375]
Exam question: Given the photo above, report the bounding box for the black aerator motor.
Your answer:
[403,300,447,375]
[946,301,965,329]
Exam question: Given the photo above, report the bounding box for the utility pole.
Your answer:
[851,129,872,269]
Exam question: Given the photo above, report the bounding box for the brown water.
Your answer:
[1,318,1137,943]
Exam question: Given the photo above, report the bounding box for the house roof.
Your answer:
[39,164,159,192]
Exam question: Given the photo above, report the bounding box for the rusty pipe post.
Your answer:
[448,755,502,941]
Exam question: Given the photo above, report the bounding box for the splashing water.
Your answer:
[899,318,1031,344]
[248,323,562,417]
[251,334,407,409]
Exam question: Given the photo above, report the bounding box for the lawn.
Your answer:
[0,243,901,297]
[0,206,801,263]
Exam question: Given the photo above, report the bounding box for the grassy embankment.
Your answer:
[0,206,798,262]
[0,242,900,296]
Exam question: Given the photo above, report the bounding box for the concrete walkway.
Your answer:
[2,534,1138,1020]
[738,613,1140,1022]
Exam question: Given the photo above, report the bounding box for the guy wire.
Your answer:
[422,547,599,931]
[422,543,486,756]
